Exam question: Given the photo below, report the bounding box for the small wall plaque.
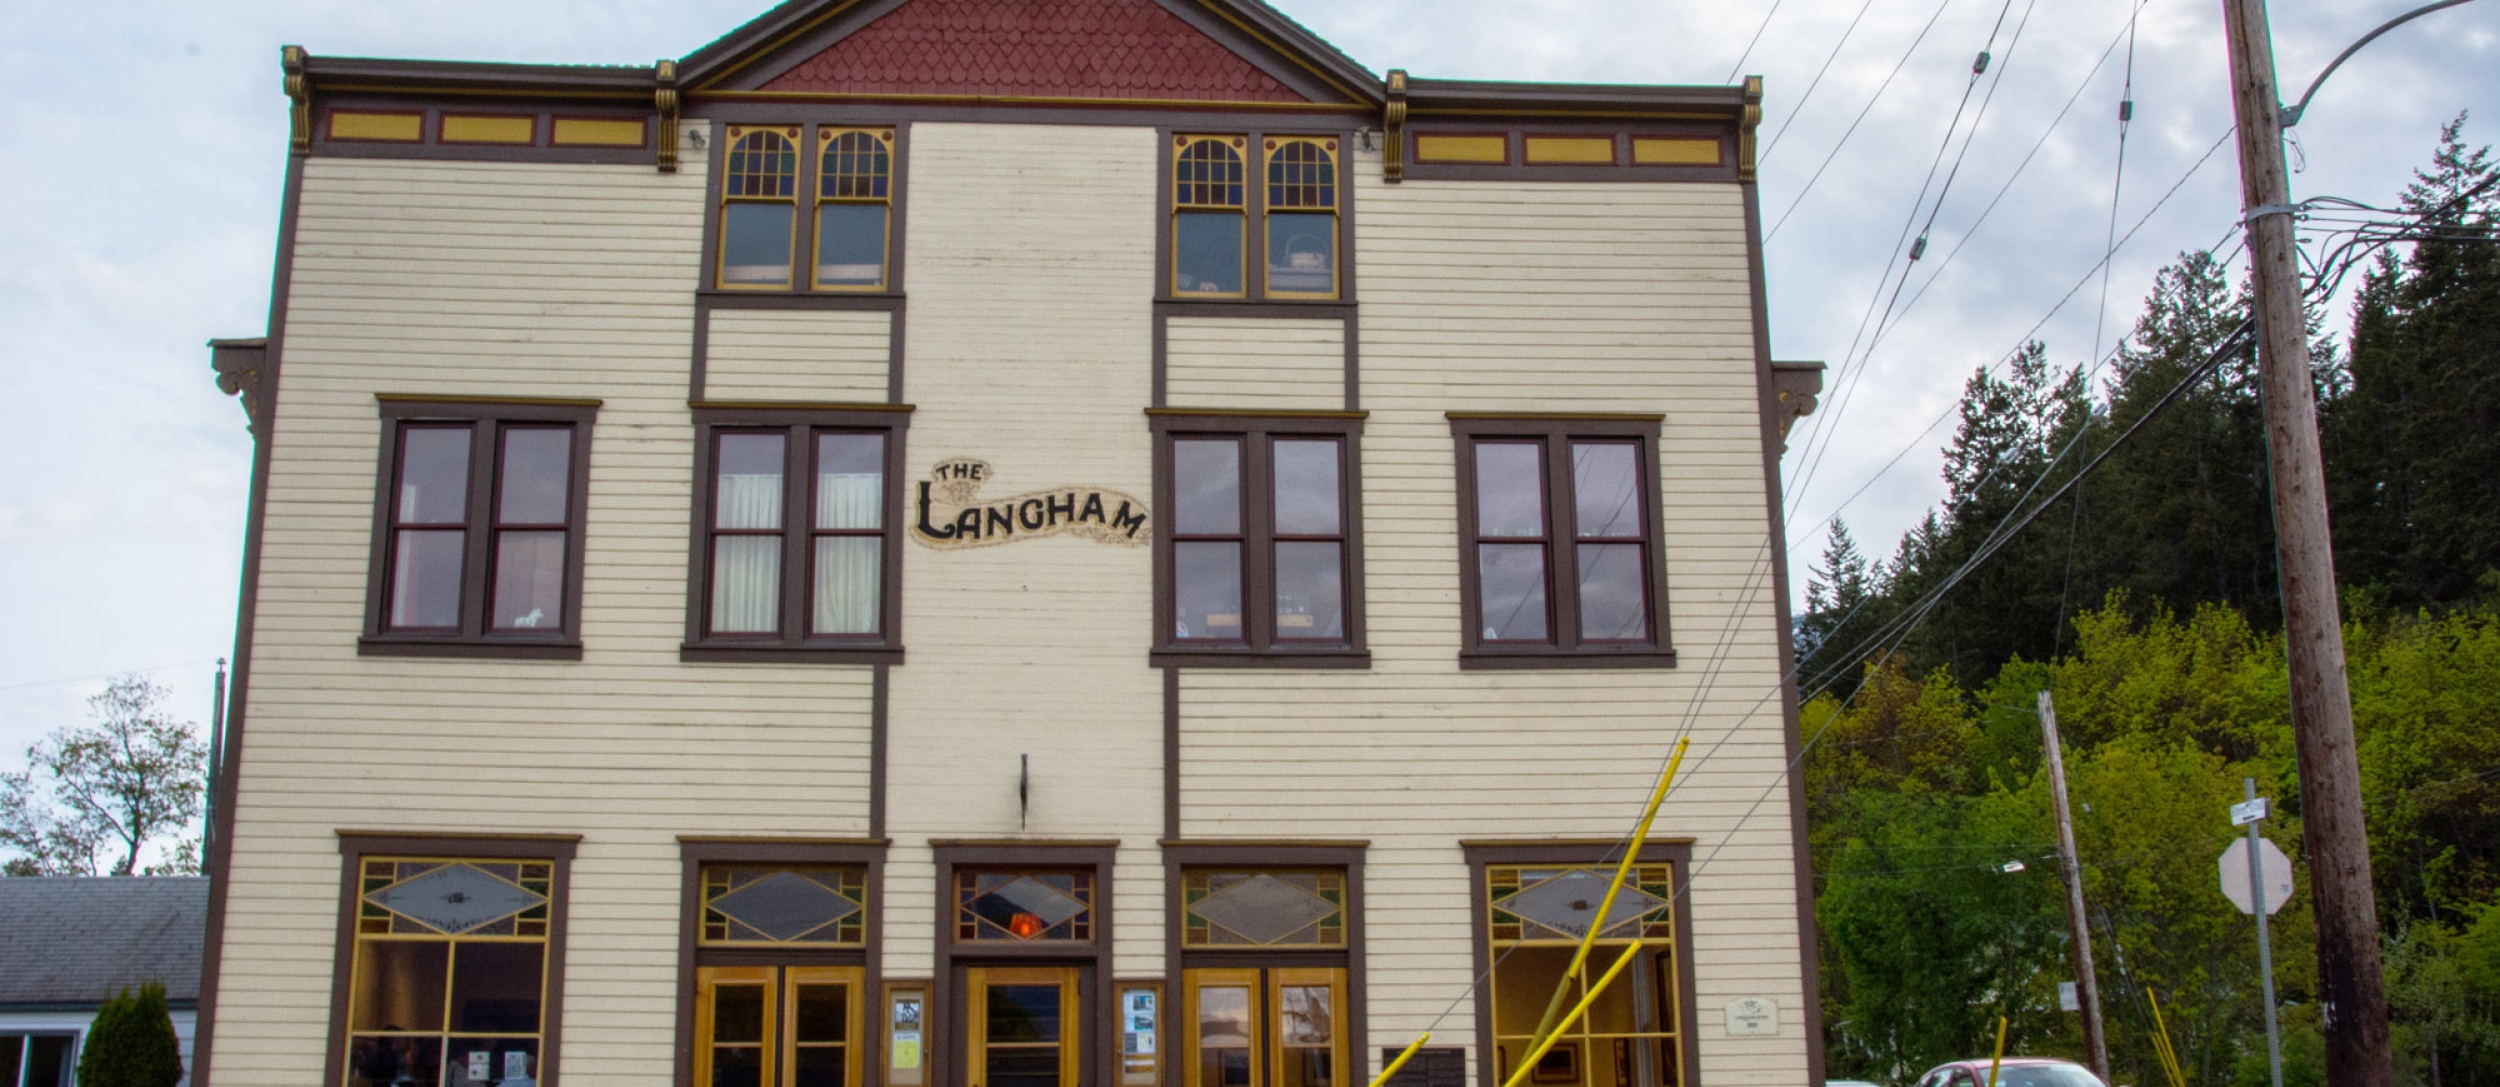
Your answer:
[1723,996,1779,1036]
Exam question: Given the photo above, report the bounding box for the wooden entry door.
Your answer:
[965,966,1083,1087]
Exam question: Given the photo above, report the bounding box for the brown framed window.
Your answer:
[1166,131,1351,304]
[684,406,908,663]
[716,123,907,294]
[1151,413,1366,667]
[1450,416,1673,669]
[1165,846,1366,1087]
[362,399,597,659]
[1263,138,1339,300]
[814,128,894,290]
[676,841,884,1087]
[720,126,802,288]
[1466,844,1697,1087]
[1173,135,1249,298]
[327,834,577,1087]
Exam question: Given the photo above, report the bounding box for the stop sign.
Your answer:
[2220,837,2295,915]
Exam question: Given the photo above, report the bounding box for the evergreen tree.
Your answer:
[78,981,184,1087]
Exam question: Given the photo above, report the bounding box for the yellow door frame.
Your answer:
[965,965,1083,1087]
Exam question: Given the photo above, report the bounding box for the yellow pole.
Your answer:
[1525,739,1691,1045]
[1987,1016,2009,1087]
[2147,990,2186,1087]
[1365,1033,1432,1087]
[1499,943,1646,1087]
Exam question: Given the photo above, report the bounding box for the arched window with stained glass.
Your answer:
[719,126,801,288]
[1173,135,1248,297]
[1264,138,1339,299]
[814,128,893,290]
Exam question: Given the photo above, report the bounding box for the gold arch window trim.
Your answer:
[813,127,894,292]
[724,126,803,197]
[1263,137,1339,210]
[1175,135,1249,211]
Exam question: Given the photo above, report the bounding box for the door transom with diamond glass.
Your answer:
[957,871,1094,942]
[1485,865,1684,1087]
[345,858,554,1087]
[696,966,865,1087]
[1182,968,1344,1087]
[1182,871,1344,948]
[966,967,1082,1087]
[706,866,869,946]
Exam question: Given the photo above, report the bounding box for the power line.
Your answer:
[1763,0,1963,241]
[1724,0,1792,85]
[1757,0,1883,162]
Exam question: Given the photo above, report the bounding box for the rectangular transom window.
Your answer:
[685,406,909,663]
[1152,413,1366,666]
[956,870,1095,943]
[1182,870,1346,948]
[1450,416,1673,669]
[702,866,869,947]
[363,399,597,659]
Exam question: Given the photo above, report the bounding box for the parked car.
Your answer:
[1909,1058,2108,1087]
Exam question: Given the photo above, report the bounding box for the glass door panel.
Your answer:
[698,965,864,1087]
[700,967,778,1087]
[787,967,862,1087]
[967,967,1080,1087]
[1270,969,1344,1087]
[1183,969,1260,1087]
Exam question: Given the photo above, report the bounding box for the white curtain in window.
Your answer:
[813,472,882,634]
[711,473,783,633]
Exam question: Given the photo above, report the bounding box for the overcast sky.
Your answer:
[1,0,2493,774]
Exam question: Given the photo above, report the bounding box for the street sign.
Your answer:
[2231,797,2271,826]
[2220,837,2295,915]
[2059,982,2080,1012]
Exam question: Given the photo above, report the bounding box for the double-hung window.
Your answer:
[363,399,596,658]
[717,124,899,292]
[1451,416,1673,668]
[684,406,907,662]
[1169,133,1345,302]
[1152,413,1365,666]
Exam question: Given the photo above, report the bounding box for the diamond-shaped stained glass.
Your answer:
[1184,872,1343,947]
[713,870,864,942]
[958,871,1093,941]
[366,863,547,935]
[1493,868,1671,942]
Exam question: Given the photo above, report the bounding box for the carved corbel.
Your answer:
[655,60,681,174]
[1383,69,1409,184]
[1772,360,1825,450]
[210,338,270,437]
[283,46,310,155]
[1739,74,1763,183]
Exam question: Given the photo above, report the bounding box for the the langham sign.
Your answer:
[910,458,1151,549]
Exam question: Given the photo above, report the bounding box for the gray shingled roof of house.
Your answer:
[0,877,208,1009]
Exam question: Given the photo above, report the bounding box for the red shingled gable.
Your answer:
[758,0,1310,102]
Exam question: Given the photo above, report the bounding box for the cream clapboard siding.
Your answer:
[882,123,1167,978]
[217,137,880,1087]
[1164,316,1345,411]
[1175,149,1808,1085]
[704,308,891,401]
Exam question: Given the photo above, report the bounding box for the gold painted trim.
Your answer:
[1184,0,1374,105]
[329,110,425,142]
[1444,411,1664,422]
[1145,408,1367,419]
[1523,135,1616,164]
[1633,137,1721,166]
[283,46,311,155]
[1383,70,1408,184]
[1416,133,1509,164]
[373,394,604,407]
[552,116,650,147]
[318,82,648,101]
[688,400,915,412]
[441,114,536,144]
[1739,75,1764,182]
[689,0,875,93]
[693,90,1363,111]
[656,60,681,172]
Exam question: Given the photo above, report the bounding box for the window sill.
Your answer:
[1457,647,1678,671]
[358,636,584,661]
[698,290,906,311]
[680,644,905,665]
[1151,648,1371,670]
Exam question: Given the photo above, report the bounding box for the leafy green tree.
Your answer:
[77,981,184,1087]
[1,675,207,876]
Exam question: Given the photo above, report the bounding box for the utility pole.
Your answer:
[2038,691,2107,1082]
[2217,0,2395,1082]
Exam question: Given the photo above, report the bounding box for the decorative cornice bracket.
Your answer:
[210,338,270,437]
[655,60,681,173]
[1739,75,1763,182]
[283,46,311,155]
[1772,360,1825,451]
[1383,69,1409,184]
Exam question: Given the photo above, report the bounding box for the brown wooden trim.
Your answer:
[1152,313,1171,410]
[1454,838,1696,851]
[674,839,890,1087]
[1163,667,1181,841]
[376,393,604,407]
[1343,310,1360,413]
[1403,121,1738,184]
[681,404,911,661]
[309,97,656,163]
[1150,413,1368,665]
[930,843,1121,1087]
[195,146,304,1087]
[360,399,600,658]
[325,833,580,1087]
[1158,842,1367,1087]
[1146,408,1367,419]
[1156,126,1359,306]
[1742,180,1825,1084]
[1445,412,1663,422]
[1449,416,1675,667]
[870,663,891,840]
[1459,841,1701,1087]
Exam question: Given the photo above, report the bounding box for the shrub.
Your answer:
[78,980,182,1087]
